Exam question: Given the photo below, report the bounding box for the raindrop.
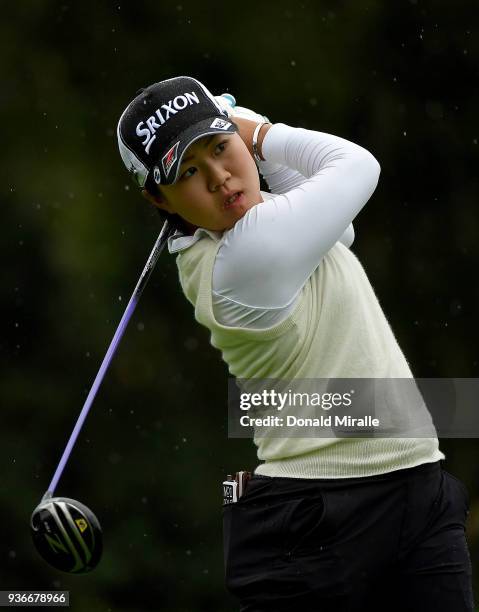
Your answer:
[449,299,462,315]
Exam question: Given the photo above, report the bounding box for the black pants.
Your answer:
[223,462,473,611]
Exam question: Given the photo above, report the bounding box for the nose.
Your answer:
[207,160,231,192]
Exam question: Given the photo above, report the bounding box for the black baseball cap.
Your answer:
[117,76,237,190]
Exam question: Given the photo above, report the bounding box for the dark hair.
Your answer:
[155,208,190,234]
[144,176,189,234]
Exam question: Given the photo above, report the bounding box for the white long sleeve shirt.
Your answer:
[168,124,376,329]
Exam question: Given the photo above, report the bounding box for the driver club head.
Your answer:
[30,497,102,574]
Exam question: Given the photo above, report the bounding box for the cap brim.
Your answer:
[161,116,237,185]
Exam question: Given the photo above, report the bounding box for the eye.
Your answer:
[181,166,197,180]
[215,141,227,154]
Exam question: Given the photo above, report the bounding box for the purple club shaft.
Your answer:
[44,222,172,500]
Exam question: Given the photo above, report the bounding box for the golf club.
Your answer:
[31,219,174,573]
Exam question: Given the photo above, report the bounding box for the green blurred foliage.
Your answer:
[1,0,478,609]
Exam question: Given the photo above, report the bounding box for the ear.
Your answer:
[141,189,174,214]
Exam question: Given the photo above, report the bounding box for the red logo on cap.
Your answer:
[162,141,180,178]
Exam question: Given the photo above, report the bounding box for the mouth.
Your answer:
[223,191,245,210]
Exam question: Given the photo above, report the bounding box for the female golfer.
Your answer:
[117,76,472,611]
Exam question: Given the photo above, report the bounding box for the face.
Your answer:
[151,132,262,232]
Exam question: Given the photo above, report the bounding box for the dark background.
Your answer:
[1,1,478,610]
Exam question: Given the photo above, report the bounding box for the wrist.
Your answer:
[253,123,271,162]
